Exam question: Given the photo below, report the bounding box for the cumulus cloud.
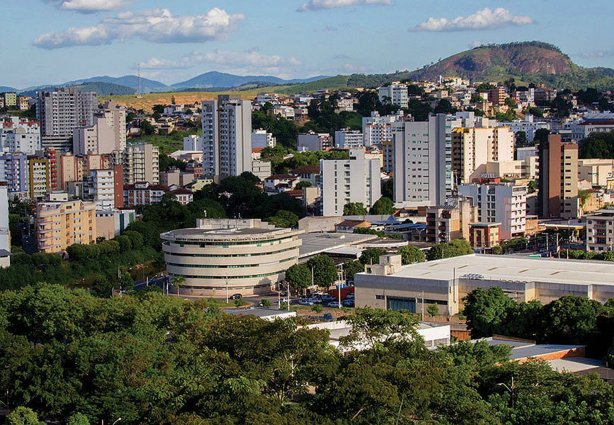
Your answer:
[33,8,244,48]
[141,50,302,75]
[298,0,391,12]
[413,8,534,32]
[45,0,132,13]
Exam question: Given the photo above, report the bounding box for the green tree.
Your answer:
[398,245,425,265]
[359,247,387,265]
[340,307,419,350]
[463,287,516,338]
[369,197,394,215]
[306,255,337,287]
[67,413,91,425]
[267,210,299,228]
[342,260,364,281]
[539,296,605,344]
[343,202,367,216]
[427,304,439,317]
[285,264,313,290]
[6,407,42,425]
[515,131,527,148]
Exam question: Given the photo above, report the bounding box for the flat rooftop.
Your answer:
[368,254,614,286]
[298,232,378,259]
[161,226,299,241]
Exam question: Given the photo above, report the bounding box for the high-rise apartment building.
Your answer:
[201,95,252,180]
[36,192,97,253]
[452,126,514,184]
[334,129,363,149]
[585,209,614,252]
[251,129,276,148]
[84,169,116,210]
[538,134,580,219]
[362,111,412,147]
[320,148,381,216]
[378,82,409,109]
[297,132,332,151]
[73,101,126,155]
[391,114,459,208]
[37,88,97,152]
[122,143,159,185]
[27,157,50,200]
[0,182,9,268]
[458,183,527,240]
[1,121,41,155]
[0,152,28,195]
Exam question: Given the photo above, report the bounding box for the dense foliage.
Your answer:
[463,289,614,363]
[1,286,613,424]
[579,131,614,159]
[426,239,474,261]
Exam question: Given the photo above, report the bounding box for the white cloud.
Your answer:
[413,8,534,32]
[45,0,132,13]
[34,8,244,48]
[298,0,391,12]
[141,50,302,76]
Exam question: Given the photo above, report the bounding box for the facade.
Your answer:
[27,157,50,200]
[123,182,169,207]
[297,132,332,151]
[37,88,97,152]
[378,82,409,108]
[161,219,303,297]
[84,169,116,210]
[202,95,252,180]
[251,159,272,181]
[458,183,527,240]
[2,125,41,155]
[499,115,550,143]
[451,126,515,184]
[0,182,10,268]
[122,143,160,185]
[570,113,614,141]
[334,129,363,149]
[251,129,276,148]
[392,114,459,208]
[320,148,381,216]
[0,152,28,195]
[183,135,204,151]
[538,134,579,219]
[578,159,614,187]
[425,198,475,243]
[362,111,412,147]
[585,209,614,252]
[95,209,136,241]
[355,254,614,315]
[36,193,97,253]
[470,223,501,250]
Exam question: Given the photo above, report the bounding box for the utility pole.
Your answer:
[225,277,229,304]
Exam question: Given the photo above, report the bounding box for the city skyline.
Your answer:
[2,0,614,88]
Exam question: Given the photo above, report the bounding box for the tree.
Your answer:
[6,407,42,425]
[515,131,528,148]
[426,240,473,261]
[359,247,387,265]
[285,264,312,290]
[306,255,337,287]
[340,307,419,350]
[434,99,454,114]
[427,304,439,318]
[539,296,605,344]
[171,275,185,295]
[462,287,516,338]
[343,202,367,216]
[398,245,425,265]
[67,413,91,425]
[533,128,550,145]
[369,197,394,215]
[295,181,312,189]
[343,260,364,282]
[267,210,299,228]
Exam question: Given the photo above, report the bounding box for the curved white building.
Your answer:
[161,219,302,297]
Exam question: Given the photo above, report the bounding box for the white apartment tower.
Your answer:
[36,88,97,152]
[378,82,409,109]
[202,95,252,180]
[320,148,381,216]
[392,114,460,208]
[458,183,527,240]
[84,169,115,210]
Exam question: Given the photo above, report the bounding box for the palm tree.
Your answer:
[171,275,186,296]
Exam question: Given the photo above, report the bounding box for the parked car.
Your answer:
[325,301,341,308]
[342,298,355,307]
[298,298,316,306]
[319,295,336,304]
[229,293,242,300]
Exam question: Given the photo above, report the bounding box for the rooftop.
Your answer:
[299,232,378,259]
[161,226,300,242]
[364,254,614,286]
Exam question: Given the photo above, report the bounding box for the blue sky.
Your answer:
[2,0,614,88]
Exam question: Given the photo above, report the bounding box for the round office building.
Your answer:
[161,219,303,297]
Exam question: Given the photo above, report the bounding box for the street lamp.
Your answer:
[112,419,122,425]
[496,376,515,408]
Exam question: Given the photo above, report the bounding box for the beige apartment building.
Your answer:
[36,193,97,253]
[122,142,160,185]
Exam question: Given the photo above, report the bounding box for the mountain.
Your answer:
[19,82,135,97]
[280,42,614,93]
[65,75,168,93]
[0,86,17,93]
[172,71,329,90]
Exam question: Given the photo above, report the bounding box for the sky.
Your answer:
[2,0,614,88]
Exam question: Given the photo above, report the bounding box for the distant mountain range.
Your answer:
[4,72,330,96]
[4,42,614,97]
